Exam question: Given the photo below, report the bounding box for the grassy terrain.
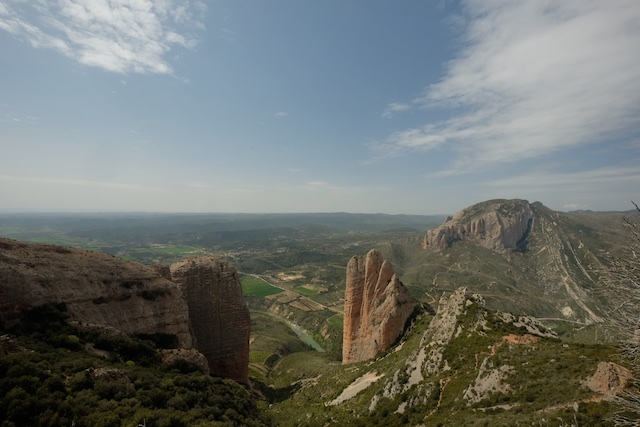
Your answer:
[293,286,317,296]
[248,312,315,381]
[241,276,284,297]
[326,314,344,329]
[267,302,624,427]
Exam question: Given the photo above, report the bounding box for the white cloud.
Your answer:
[382,102,411,118]
[381,0,640,174]
[0,112,39,126]
[563,203,590,211]
[274,111,288,117]
[0,0,207,74]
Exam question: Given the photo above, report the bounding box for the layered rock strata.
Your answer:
[170,256,251,384]
[342,249,416,364]
[0,238,193,347]
[423,199,533,253]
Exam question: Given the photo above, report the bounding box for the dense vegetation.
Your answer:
[0,305,271,427]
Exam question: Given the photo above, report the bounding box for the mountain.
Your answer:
[396,199,617,326]
[423,199,533,253]
[266,287,625,426]
[0,238,251,384]
[0,200,636,425]
[0,238,194,346]
[255,199,636,425]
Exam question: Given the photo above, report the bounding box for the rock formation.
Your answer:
[423,199,533,253]
[0,238,193,347]
[170,256,251,384]
[585,361,632,396]
[342,249,416,364]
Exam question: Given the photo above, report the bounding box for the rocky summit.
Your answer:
[170,256,251,384]
[423,199,533,253]
[342,249,416,364]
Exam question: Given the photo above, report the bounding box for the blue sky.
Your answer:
[1,0,639,214]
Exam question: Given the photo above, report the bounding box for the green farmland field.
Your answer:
[293,286,318,296]
[326,314,343,329]
[241,275,283,297]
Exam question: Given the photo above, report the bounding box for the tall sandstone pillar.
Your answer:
[342,249,416,364]
[170,256,250,384]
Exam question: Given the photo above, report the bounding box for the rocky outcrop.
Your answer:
[423,199,533,253]
[375,287,559,413]
[170,256,251,384]
[585,361,632,396]
[0,238,193,347]
[342,249,416,364]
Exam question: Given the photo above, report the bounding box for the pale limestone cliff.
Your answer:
[170,256,251,384]
[423,199,533,253]
[0,238,193,347]
[342,249,416,364]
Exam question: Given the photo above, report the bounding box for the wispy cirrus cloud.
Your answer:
[0,0,206,74]
[380,0,640,174]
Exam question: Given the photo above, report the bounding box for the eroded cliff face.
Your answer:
[170,256,250,384]
[423,199,534,253]
[342,249,416,364]
[0,238,193,347]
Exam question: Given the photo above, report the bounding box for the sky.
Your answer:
[1,0,639,215]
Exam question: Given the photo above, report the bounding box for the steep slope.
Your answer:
[267,288,623,426]
[401,200,608,325]
[0,238,193,347]
[342,249,416,364]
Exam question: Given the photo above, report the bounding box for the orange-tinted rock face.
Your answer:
[170,256,250,384]
[342,249,416,364]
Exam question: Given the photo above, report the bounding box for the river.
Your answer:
[261,311,325,352]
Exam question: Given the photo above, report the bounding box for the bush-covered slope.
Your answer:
[0,304,271,427]
[264,289,629,426]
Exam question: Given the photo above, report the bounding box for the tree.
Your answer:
[601,202,640,426]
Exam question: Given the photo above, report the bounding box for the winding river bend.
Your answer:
[283,318,325,352]
[260,311,325,352]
